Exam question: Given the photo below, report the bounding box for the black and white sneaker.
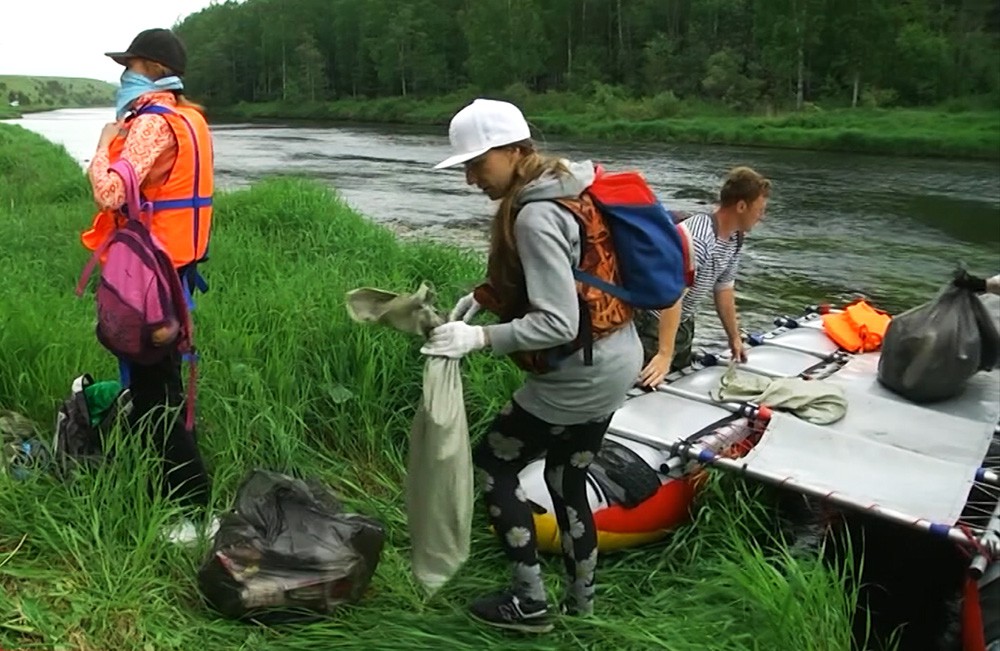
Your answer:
[559,600,593,617]
[468,590,553,633]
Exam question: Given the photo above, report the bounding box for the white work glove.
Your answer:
[420,322,487,359]
[449,292,482,322]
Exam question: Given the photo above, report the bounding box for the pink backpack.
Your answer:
[76,159,198,429]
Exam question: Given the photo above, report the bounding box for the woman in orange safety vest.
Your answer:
[84,28,214,543]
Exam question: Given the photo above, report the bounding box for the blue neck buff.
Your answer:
[116,70,184,119]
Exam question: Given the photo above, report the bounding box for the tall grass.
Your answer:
[0,123,872,650]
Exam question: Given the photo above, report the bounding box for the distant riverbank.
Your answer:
[0,75,115,119]
[210,93,1000,161]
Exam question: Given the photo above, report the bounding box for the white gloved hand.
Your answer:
[420,321,487,359]
[449,292,482,322]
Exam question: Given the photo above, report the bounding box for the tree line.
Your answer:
[174,0,1000,111]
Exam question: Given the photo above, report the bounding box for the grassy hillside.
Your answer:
[0,75,115,115]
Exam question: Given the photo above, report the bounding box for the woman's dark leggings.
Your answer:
[472,399,612,612]
[126,350,210,510]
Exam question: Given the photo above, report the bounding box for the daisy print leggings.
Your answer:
[472,399,612,614]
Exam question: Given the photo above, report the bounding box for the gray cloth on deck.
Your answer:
[345,283,473,596]
[709,363,849,425]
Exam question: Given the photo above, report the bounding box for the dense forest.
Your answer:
[174,0,1000,112]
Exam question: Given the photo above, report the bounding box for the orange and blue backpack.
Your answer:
[476,163,694,373]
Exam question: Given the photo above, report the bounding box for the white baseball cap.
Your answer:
[433,98,532,169]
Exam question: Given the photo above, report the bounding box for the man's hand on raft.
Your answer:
[729,337,748,363]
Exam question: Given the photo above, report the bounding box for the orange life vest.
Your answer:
[474,193,633,374]
[821,300,892,353]
[82,102,214,269]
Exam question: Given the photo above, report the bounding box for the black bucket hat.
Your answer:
[105,28,187,76]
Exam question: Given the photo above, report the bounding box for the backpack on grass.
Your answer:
[51,373,131,476]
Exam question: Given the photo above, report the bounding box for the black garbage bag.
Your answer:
[877,277,1000,403]
[197,469,385,623]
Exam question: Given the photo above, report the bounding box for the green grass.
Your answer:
[0,123,876,650]
[210,90,1000,161]
[0,75,115,115]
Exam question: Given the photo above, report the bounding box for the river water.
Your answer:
[5,107,999,342]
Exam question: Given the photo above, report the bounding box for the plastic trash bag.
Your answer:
[1,410,49,480]
[198,469,385,622]
[877,279,1000,403]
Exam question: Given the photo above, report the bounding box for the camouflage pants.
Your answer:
[635,311,696,372]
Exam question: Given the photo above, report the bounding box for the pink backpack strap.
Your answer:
[76,239,110,297]
[185,360,197,431]
[108,159,153,222]
[76,160,155,296]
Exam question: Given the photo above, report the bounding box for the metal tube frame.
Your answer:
[687,443,995,551]
[624,302,1000,572]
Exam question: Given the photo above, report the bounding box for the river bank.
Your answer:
[0,75,116,120]
[211,93,1000,161]
[0,106,95,119]
[0,122,871,651]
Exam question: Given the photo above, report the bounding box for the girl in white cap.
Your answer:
[421,98,642,632]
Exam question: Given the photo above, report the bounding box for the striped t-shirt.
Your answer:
[674,212,742,320]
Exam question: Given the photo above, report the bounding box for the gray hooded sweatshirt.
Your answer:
[482,160,643,425]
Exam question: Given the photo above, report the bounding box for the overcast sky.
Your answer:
[2,0,220,83]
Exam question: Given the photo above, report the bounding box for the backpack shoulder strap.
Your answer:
[107,159,150,222]
[668,210,693,224]
[77,160,147,295]
[135,103,175,117]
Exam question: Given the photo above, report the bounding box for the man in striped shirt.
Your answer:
[637,167,772,387]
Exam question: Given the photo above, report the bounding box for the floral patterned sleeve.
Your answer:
[88,114,176,210]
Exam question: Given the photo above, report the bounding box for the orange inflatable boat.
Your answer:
[517,421,757,554]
